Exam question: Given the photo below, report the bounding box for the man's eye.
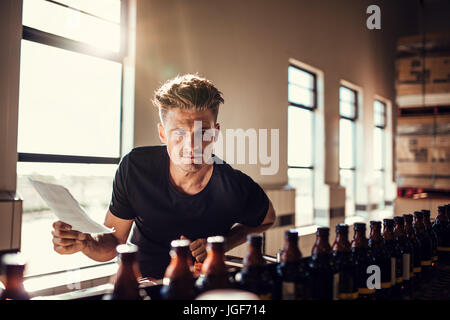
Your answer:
[174,130,185,136]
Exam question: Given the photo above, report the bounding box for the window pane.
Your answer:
[288,66,314,89]
[340,169,355,217]
[288,168,314,226]
[288,106,313,167]
[339,87,356,104]
[23,0,121,52]
[18,40,122,157]
[339,118,355,169]
[288,84,314,107]
[374,100,386,127]
[373,170,385,210]
[373,127,384,170]
[53,0,121,23]
[339,101,356,119]
[17,162,117,276]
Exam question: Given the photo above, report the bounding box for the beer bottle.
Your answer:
[383,218,403,298]
[422,210,438,271]
[235,234,275,300]
[309,227,338,300]
[277,229,309,300]
[196,236,231,293]
[332,224,358,300]
[394,216,413,297]
[0,253,30,300]
[351,223,375,300]
[368,221,392,299]
[432,205,450,267]
[108,244,143,300]
[413,211,433,278]
[404,214,422,284]
[160,239,196,300]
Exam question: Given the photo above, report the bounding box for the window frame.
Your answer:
[18,0,129,165]
[373,99,387,209]
[339,85,358,216]
[287,64,317,226]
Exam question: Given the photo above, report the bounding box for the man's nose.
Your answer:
[183,132,202,153]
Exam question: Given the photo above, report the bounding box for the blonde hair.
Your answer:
[152,74,224,124]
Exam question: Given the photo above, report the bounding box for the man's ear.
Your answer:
[213,123,220,142]
[158,122,167,144]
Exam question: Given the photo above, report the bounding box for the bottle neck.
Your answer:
[394,222,406,238]
[4,266,26,292]
[413,217,426,235]
[333,232,351,252]
[244,243,265,268]
[202,243,226,275]
[281,238,302,262]
[312,234,331,257]
[382,225,395,241]
[436,208,449,222]
[352,230,368,249]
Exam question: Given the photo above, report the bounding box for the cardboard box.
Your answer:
[395,55,450,96]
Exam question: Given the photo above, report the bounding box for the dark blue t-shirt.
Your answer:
[109,145,269,279]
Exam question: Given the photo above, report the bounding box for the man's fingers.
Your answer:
[53,237,77,247]
[192,245,206,257]
[180,235,189,240]
[196,252,206,262]
[53,240,85,255]
[51,229,86,240]
[189,238,206,251]
[52,220,72,231]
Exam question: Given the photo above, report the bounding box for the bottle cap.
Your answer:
[336,223,349,233]
[247,234,262,246]
[285,229,299,240]
[370,220,381,227]
[394,216,404,224]
[170,239,191,248]
[207,236,225,244]
[354,223,366,231]
[383,219,394,227]
[116,243,139,254]
[1,252,27,266]
[317,227,329,236]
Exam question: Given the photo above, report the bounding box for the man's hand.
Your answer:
[181,235,207,262]
[51,220,89,255]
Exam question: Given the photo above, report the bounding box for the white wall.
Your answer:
[133,0,416,192]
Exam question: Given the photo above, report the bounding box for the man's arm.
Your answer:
[224,199,276,252]
[52,210,133,262]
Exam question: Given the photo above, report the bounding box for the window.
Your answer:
[339,86,357,217]
[373,100,386,210]
[287,65,316,226]
[17,0,127,277]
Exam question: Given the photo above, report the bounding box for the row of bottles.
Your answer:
[1,204,449,300]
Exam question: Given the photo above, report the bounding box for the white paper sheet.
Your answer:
[29,178,114,234]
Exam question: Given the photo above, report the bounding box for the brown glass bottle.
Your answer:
[432,205,450,266]
[236,234,275,300]
[195,236,230,293]
[160,239,196,300]
[0,253,30,300]
[332,224,358,300]
[109,244,142,300]
[404,214,422,285]
[351,223,376,299]
[277,229,309,300]
[383,218,404,298]
[368,221,392,299]
[394,216,413,297]
[413,211,433,278]
[421,209,438,271]
[309,227,338,300]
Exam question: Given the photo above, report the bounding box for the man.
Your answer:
[51,74,276,279]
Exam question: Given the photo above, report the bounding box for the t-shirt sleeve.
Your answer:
[235,171,270,227]
[109,154,135,220]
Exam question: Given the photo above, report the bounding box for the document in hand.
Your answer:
[29,178,114,234]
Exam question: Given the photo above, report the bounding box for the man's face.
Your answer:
[158,108,220,173]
